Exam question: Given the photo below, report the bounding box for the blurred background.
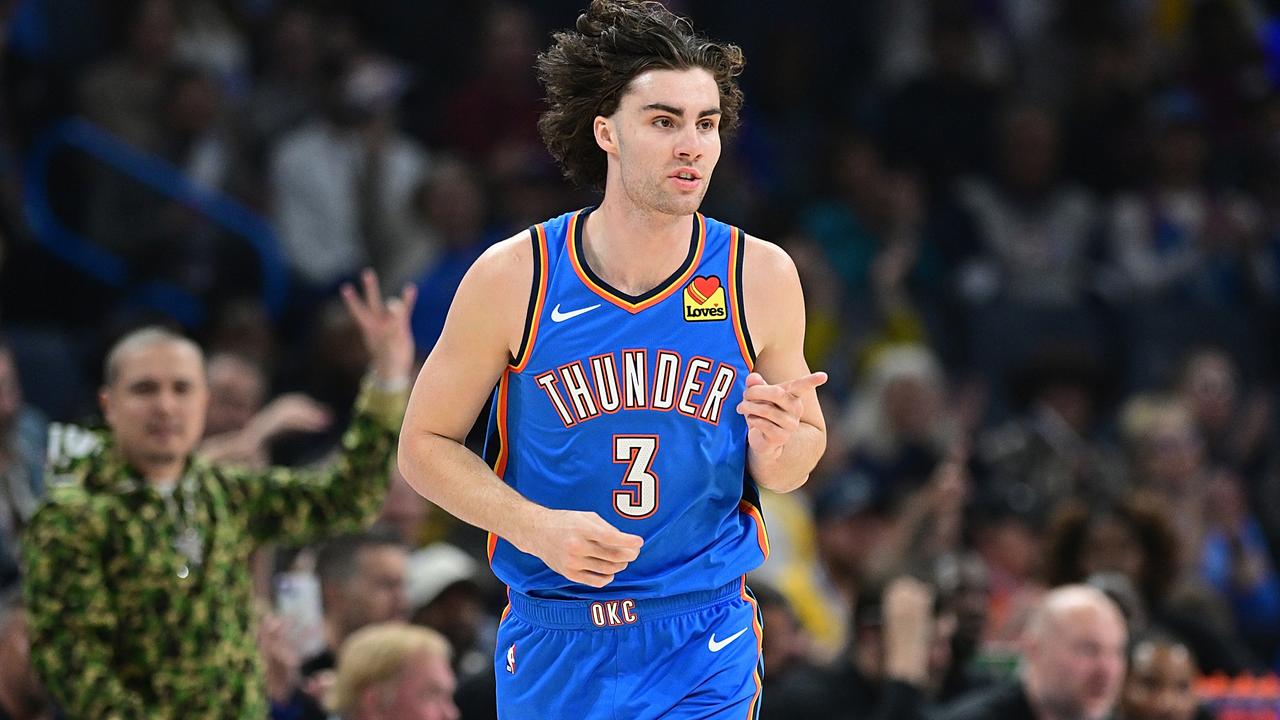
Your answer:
[2,0,1280,718]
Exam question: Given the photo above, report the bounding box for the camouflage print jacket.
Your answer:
[21,378,408,720]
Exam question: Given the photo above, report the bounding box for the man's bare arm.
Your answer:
[739,236,828,493]
[398,234,642,587]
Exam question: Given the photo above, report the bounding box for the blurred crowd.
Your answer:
[2,0,1280,718]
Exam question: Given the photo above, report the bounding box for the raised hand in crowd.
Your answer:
[202,393,332,467]
[340,268,417,386]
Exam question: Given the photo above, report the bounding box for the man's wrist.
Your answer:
[368,370,411,392]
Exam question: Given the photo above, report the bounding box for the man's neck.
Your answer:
[120,451,187,488]
[583,197,695,295]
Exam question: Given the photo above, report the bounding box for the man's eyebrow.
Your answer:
[642,103,722,118]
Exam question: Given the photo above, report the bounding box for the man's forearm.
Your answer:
[748,423,826,493]
[398,433,548,552]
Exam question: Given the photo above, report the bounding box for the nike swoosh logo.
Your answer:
[550,303,601,322]
[708,627,749,653]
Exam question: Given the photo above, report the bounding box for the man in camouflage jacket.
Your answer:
[22,271,418,719]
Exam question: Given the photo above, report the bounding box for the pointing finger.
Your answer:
[781,371,828,395]
[744,372,766,389]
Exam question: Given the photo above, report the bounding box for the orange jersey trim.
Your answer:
[511,223,549,372]
[740,578,764,719]
[738,498,770,560]
[487,371,514,565]
[727,226,755,371]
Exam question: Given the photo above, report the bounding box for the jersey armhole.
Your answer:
[729,226,758,370]
[510,224,548,371]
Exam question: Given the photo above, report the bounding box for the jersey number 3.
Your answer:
[613,435,659,519]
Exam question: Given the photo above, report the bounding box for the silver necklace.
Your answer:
[161,473,203,577]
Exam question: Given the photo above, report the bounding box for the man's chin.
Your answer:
[656,196,704,217]
[144,449,187,466]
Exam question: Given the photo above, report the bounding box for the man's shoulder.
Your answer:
[35,481,115,520]
[737,232,796,275]
[933,680,1032,720]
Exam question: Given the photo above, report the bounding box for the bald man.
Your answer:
[936,584,1128,720]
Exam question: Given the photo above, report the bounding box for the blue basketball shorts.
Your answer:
[494,578,764,719]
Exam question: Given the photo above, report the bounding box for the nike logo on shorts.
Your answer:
[707,627,749,653]
[550,303,601,322]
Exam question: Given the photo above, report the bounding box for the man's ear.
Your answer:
[594,115,618,154]
[99,387,113,426]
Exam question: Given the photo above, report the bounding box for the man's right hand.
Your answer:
[517,508,644,588]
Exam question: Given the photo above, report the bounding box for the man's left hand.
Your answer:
[736,371,827,459]
[340,268,417,384]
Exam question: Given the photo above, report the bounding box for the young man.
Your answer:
[398,1,827,717]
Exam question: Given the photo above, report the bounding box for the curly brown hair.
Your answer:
[535,0,746,190]
[1042,492,1182,607]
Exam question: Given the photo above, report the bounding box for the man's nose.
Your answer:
[156,389,181,414]
[674,125,702,160]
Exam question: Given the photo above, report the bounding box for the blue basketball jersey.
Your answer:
[483,207,768,600]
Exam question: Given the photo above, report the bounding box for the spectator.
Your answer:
[0,341,45,593]
[980,345,1126,512]
[1200,470,1280,669]
[1108,94,1258,308]
[85,61,245,296]
[1118,634,1213,720]
[1042,492,1256,674]
[969,490,1047,649]
[440,3,543,178]
[410,157,497,351]
[754,582,829,720]
[953,104,1100,308]
[21,273,414,719]
[833,344,953,500]
[243,4,324,157]
[270,54,430,292]
[327,622,458,720]
[935,584,1127,720]
[405,542,492,682]
[1121,391,1280,655]
[77,0,178,152]
[932,551,1000,703]
[814,575,953,720]
[304,529,410,679]
[1175,347,1271,481]
[806,473,898,662]
[378,467,432,548]
[200,351,331,469]
[799,134,892,297]
[880,1,1001,192]
[0,589,52,720]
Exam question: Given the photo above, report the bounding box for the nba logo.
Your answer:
[506,643,517,674]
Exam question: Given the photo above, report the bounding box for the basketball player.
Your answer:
[397,1,827,717]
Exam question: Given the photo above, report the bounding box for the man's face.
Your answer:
[604,67,722,216]
[370,650,458,720]
[342,546,408,634]
[101,340,208,471]
[205,356,265,436]
[1121,641,1199,720]
[1029,604,1127,720]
